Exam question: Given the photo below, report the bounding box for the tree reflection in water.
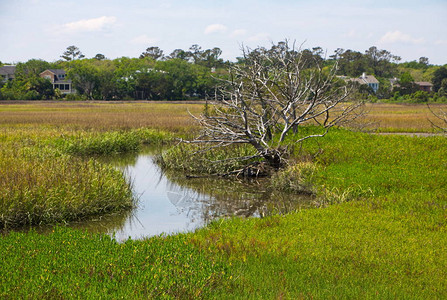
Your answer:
[163,171,314,225]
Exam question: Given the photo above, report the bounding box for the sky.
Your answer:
[1,0,446,65]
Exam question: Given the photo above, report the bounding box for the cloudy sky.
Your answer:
[1,0,446,64]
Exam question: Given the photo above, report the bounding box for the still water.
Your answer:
[69,148,313,241]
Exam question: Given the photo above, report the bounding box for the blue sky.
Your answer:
[1,0,446,64]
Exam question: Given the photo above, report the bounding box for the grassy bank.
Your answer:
[0,122,172,228]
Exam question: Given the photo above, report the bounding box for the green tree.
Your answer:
[61,45,85,61]
[0,76,53,100]
[200,47,225,68]
[364,46,400,77]
[67,60,100,99]
[432,66,447,92]
[93,60,117,100]
[419,57,429,66]
[15,59,52,79]
[168,49,190,61]
[140,47,164,60]
[94,54,106,60]
[398,72,418,95]
[335,49,368,77]
[113,57,155,99]
[188,44,203,64]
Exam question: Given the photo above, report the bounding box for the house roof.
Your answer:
[415,82,433,87]
[41,69,67,75]
[40,69,72,83]
[348,74,379,85]
[0,65,16,76]
[360,74,379,84]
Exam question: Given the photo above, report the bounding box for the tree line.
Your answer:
[0,44,446,101]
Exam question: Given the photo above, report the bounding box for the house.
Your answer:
[39,69,74,94]
[0,65,16,83]
[350,73,379,93]
[389,77,400,90]
[415,82,433,92]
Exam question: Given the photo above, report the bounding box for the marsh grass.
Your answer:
[0,101,203,133]
[0,121,174,227]
[3,101,446,134]
[270,162,319,194]
[359,103,447,132]
[0,121,174,228]
[0,146,135,228]
[2,102,447,298]
[53,128,172,156]
[158,143,259,175]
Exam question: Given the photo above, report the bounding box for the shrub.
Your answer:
[270,162,318,194]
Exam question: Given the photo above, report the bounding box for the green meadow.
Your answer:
[1,102,446,299]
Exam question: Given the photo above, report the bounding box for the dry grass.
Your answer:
[1,101,447,133]
[358,103,447,132]
[0,101,203,133]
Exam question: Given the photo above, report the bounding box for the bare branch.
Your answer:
[427,104,447,133]
[188,40,364,169]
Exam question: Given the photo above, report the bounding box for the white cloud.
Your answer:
[342,30,358,38]
[379,30,424,44]
[247,33,271,42]
[130,34,158,45]
[204,24,227,35]
[61,16,117,33]
[435,40,447,46]
[230,29,247,37]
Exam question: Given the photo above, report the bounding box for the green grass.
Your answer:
[0,227,230,299]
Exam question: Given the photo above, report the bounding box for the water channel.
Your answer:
[23,147,314,241]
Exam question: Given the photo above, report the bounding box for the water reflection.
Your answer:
[87,147,313,241]
[163,175,313,224]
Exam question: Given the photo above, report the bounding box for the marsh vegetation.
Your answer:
[1,101,446,298]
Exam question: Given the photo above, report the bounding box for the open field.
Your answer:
[1,101,447,133]
[1,101,447,298]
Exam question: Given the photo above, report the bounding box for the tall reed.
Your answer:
[0,146,135,228]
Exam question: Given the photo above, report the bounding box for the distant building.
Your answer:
[415,82,433,92]
[389,77,400,90]
[350,73,379,93]
[40,69,74,94]
[0,65,16,82]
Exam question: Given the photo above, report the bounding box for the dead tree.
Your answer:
[190,41,363,169]
[428,104,447,133]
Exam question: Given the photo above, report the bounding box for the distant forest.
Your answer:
[1,43,447,102]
